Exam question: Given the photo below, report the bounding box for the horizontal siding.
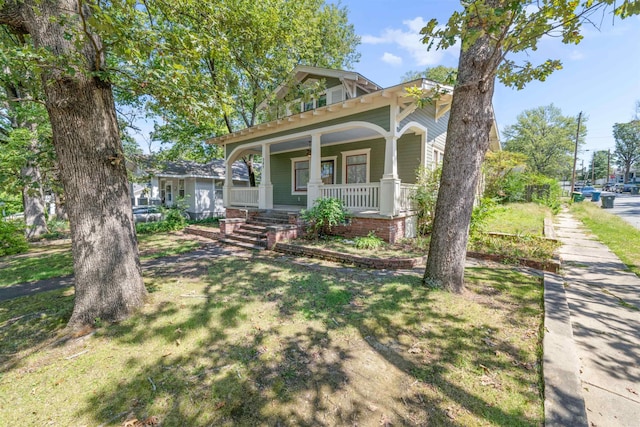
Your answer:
[270,139,387,204]
[397,133,422,184]
[401,105,448,168]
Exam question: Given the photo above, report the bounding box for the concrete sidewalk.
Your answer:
[548,211,640,426]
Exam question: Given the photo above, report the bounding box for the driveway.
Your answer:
[605,192,640,230]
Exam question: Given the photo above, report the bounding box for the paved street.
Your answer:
[600,192,640,230]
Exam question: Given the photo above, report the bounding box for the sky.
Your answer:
[133,1,640,170]
[334,0,640,169]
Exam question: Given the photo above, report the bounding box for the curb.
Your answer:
[543,273,588,427]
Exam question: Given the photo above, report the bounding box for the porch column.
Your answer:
[258,143,273,209]
[223,156,232,208]
[307,133,322,209]
[380,135,400,216]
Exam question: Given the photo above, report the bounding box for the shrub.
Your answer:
[301,197,348,239]
[470,197,501,236]
[412,166,441,235]
[354,232,385,250]
[0,220,29,256]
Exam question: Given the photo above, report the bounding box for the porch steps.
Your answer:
[220,210,293,251]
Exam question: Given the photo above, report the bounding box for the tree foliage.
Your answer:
[503,104,585,179]
[613,120,640,183]
[419,0,639,293]
[400,65,458,85]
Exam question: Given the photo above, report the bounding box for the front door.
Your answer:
[165,183,173,207]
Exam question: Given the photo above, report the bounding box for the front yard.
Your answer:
[0,249,543,426]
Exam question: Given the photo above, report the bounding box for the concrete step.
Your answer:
[227,234,267,246]
[237,228,267,239]
[219,237,266,251]
[249,217,289,225]
[240,223,269,233]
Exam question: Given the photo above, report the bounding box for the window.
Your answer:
[303,100,314,112]
[178,179,185,198]
[341,149,370,184]
[321,160,334,184]
[294,160,309,192]
[317,94,327,108]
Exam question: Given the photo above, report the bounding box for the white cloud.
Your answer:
[381,52,403,66]
[361,16,457,66]
[569,50,585,60]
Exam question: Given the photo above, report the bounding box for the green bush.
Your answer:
[470,197,501,236]
[301,197,348,239]
[0,220,29,256]
[354,232,385,250]
[412,166,441,235]
[135,208,188,235]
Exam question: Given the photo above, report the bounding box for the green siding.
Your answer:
[397,133,422,184]
[271,149,307,206]
[270,139,387,205]
[300,74,342,90]
[225,106,391,159]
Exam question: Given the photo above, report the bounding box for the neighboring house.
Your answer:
[129,158,250,219]
[207,65,499,242]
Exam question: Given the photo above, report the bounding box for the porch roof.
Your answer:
[206,79,451,147]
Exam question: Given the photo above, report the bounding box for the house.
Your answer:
[129,158,250,219]
[207,66,499,243]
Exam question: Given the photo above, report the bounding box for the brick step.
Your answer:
[219,237,266,251]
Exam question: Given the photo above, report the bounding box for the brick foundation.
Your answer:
[330,215,413,243]
[266,224,300,250]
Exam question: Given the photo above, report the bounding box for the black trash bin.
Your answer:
[601,194,615,209]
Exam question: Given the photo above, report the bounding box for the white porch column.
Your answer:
[380,135,400,216]
[307,133,322,209]
[223,150,232,208]
[258,143,273,209]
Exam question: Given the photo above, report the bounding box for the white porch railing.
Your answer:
[399,184,418,212]
[229,187,259,207]
[320,183,380,211]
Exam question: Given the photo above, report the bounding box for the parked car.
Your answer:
[615,183,637,193]
[132,206,163,223]
[580,186,596,197]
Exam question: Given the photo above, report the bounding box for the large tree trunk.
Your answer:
[423,30,499,293]
[21,164,49,239]
[1,0,146,328]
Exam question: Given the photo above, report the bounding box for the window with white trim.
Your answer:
[293,159,309,192]
[178,179,185,198]
[341,148,371,184]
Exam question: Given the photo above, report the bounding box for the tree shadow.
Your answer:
[71,253,542,426]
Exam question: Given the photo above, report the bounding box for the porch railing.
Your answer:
[229,187,259,207]
[320,183,380,211]
[399,184,418,212]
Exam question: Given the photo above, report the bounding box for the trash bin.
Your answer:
[632,186,639,195]
[591,191,601,202]
[601,194,615,209]
[572,191,585,202]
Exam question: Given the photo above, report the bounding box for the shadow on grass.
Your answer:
[74,254,543,425]
[0,252,543,425]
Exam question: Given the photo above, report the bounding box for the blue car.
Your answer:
[581,186,596,197]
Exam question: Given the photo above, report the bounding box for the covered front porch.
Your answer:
[222,119,425,217]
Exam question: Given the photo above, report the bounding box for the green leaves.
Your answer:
[418,0,640,90]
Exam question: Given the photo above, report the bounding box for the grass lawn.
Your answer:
[482,203,552,236]
[570,201,640,276]
[0,232,204,288]
[0,253,544,426]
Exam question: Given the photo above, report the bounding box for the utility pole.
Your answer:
[570,112,582,193]
[607,149,611,184]
[591,151,595,184]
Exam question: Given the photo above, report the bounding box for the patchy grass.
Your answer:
[469,234,560,264]
[570,202,640,276]
[483,203,551,236]
[291,235,428,259]
[0,232,204,288]
[0,254,543,426]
